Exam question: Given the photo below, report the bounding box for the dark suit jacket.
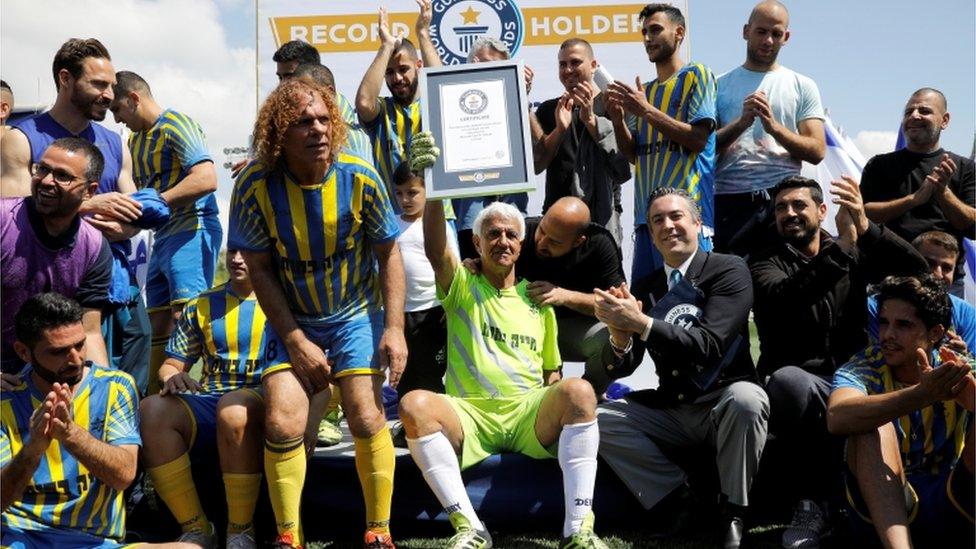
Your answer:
[605,250,757,407]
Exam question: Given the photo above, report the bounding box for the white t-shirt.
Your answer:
[397,216,460,312]
[715,65,824,194]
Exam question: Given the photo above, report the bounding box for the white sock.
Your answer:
[558,419,599,537]
[407,432,484,532]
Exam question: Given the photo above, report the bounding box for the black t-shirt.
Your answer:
[860,148,976,274]
[516,217,625,317]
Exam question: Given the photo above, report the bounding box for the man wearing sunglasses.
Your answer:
[0,137,113,375]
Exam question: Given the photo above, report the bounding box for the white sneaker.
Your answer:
[226,529,257,549]
[177,522,217,549]
[781,499,826,548]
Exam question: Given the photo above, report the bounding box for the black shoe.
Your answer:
[721,516,744,549]
[645,484,699,538]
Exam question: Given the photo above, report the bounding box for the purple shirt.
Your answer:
[0,198,112,370]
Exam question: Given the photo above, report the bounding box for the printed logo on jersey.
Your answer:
[430,0,523,65]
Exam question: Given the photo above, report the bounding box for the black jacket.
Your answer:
[605,251,757,407]
[749,222,928,378]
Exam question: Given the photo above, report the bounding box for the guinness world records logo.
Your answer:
[430,0,523,65]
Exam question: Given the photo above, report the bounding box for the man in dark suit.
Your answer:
[593,187,767,548]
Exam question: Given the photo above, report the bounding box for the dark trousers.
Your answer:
[763,366,845,504]
[397,306,447,397]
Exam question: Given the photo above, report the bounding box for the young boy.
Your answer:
[392,161,458,397]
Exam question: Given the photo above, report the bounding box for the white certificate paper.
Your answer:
[439,79,513,173]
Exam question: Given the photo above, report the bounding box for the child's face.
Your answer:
[395,177,426,217]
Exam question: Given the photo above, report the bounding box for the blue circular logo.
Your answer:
[429,0,523,65]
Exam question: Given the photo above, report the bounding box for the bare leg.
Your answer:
[847,423,912,549]
[140,394,194,467]
[534,378,598,446]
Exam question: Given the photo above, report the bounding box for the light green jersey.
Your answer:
[438,266,560,398]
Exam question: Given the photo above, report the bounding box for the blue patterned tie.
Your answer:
[669,269,682,290]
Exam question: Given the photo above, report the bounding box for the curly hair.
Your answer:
[875,275,951,330]
[252,77,347,170]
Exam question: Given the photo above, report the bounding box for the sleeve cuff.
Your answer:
[640,317,653,341]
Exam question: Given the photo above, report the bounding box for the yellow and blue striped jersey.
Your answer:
[166,282,268,393]
[364,97,421,202]
[833,345,975,476]
[128,109,220,239]
[630,62,717,231]
[337,92,374,164]
[0,365,141,540]
[228,153,400,321]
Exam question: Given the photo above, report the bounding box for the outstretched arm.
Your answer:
[357,8,401,125]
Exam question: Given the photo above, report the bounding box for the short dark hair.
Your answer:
[559,38,594,58]
[272,40,320,65]
[646,187,701,222]
[48,137,104,183]
[52,38,111,91]
[770,175,824,205]
[393,161,421,187]
[292,63,335,88]
[113,70,151,97]
[15,293,84,349]
[0,79,11,94]
[913,230,959,258]
[639,3,686,27]
[875,275,951,330]
[910,87,947,111]
[393,38,419,61]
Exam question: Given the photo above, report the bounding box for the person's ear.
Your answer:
[13,341,31,364]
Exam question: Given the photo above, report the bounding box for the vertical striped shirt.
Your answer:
[337,92,374,164]
[832,345,975,475]
[364,97,421,204]
[166,282,268,393]
[128,109,220,239]
[0,366,141,540]
[438,266,561,398]
[228,153,400,321]
[630,62,717,231]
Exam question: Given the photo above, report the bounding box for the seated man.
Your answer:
[0,293,183,548]
[139,249,269,548]
[399,134,607,548]
[594,187,768,549]
[828,275,975,547]
[868,230,975,352]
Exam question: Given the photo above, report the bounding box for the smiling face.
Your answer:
[31,146,97,219]
[773,187,826,249]
[558,43,596,91]
[641,12,683,64]
[878,298,942,371]
[385,51,421,104]
[901,91,949,150]
[647,194,700,266]
[916,241,957,286]
[282,92,333,170]
[474,213,522,270]
[65,57,116,122]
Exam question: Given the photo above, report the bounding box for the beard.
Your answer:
[70,83,109,121]
[779,219,819,249]
[745,44,778,68]
[390,78,418,104]
[31,354,84,386]
[902,123,941,148]
[648,37,678,63]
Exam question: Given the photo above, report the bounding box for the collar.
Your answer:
[664,249,697,282]
[25,198,82,249]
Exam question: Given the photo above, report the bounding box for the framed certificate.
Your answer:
[419,59,534,199]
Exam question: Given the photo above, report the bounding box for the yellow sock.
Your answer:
[147,453,209,533]
[264,437,306,544]
[148,334,169,395]
[354,427,395,534]
[223,472,261,534]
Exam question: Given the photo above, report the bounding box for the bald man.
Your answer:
[714,0,825,256]
[861,88,976,298]
[514,197,626,394]
[0,80,12,127]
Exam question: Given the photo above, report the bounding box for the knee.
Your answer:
[558,378,598,417]
[343,391,385,438]
[217,392,263,439]
[725,383,770,424]
[264,392,307,442]
[398,391,437,431]
[139,394,179,430]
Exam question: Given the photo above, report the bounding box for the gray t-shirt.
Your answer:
[715,65,824,194]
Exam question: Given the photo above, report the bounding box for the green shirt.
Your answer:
[438,266,560,398]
